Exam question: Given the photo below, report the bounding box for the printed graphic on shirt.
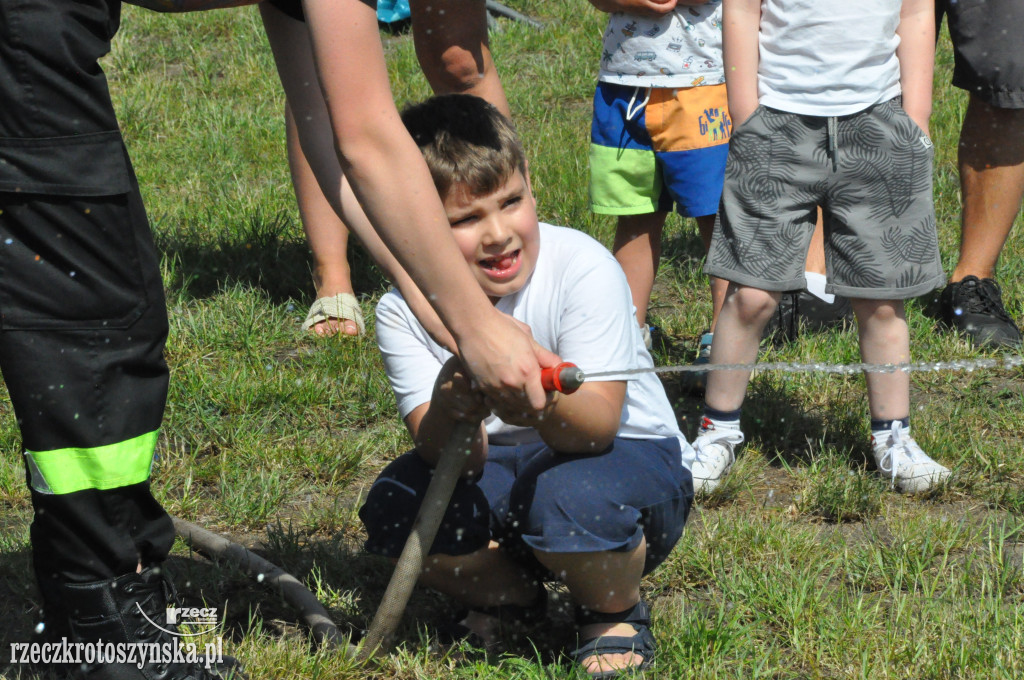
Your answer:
[599,2,724,87]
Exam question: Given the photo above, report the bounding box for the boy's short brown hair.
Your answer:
[400,94,527,200]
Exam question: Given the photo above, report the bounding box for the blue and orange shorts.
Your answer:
[589,81,731,218]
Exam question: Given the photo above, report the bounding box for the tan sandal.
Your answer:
[301,293,365,335]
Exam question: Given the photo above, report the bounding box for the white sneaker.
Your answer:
[691,419,744,493]
[872,422,950,493]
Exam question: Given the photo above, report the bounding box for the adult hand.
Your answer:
[456,310,561,415]
[588,0,678,18]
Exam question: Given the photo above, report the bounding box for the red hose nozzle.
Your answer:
[540,362,585,394]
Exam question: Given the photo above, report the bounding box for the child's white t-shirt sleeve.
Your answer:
[375,292,448,420]
[548,243,641,382]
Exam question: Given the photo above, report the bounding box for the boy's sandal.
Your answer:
[570,600,656,679]
[438,588,548,647]
[301,293,365,335]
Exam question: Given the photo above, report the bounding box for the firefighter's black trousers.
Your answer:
[0,0,175,616]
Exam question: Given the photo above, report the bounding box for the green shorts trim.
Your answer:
[25,429,159,495]
[589,144,663,215]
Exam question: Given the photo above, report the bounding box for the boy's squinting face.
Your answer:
[443,169,540,301]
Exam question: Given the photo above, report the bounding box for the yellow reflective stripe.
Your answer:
[25,430,158,495]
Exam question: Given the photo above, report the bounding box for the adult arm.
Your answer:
[265,0,556,409]
[895,0,935,135]
[722,0,760,126]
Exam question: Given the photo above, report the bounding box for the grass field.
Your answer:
[2,3,1023,679]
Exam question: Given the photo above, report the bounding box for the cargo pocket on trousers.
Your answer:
[0,190,150,331]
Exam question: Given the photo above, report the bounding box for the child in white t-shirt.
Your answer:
[359,94,694,678]
[693,0,950,494]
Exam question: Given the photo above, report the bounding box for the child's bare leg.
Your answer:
[696,214,728,332]
[417,542,541,608]
[613,212,668,327]
[851,298,910,420]
[853,298,949,491]
[705,284,781,411]
[411,0,511,117]
[805,209,827,276]
[413,541,542,644]
[285,104,357,336]
[534,538,647,674]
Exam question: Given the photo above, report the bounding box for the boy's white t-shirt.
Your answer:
[757,0,903,116]
[599,3,725,89]
[375,222,695,470]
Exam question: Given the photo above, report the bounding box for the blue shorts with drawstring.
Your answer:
[359,436,693,577]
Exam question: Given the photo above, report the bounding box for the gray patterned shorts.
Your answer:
[705,98,945,300]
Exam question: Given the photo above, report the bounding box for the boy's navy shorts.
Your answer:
[705,98,945,300]
[359,436,693,577]
[937,0,1024,109]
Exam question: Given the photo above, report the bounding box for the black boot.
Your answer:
[61,566,246,680]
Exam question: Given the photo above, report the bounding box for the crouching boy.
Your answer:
[359,94,694,678]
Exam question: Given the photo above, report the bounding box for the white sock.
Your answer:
[804,271,835,304]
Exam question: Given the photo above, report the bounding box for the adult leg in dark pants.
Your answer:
[1,0,240,676]
[934,0,1024,347]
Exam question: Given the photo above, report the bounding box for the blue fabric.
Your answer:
[377,0,411,23]
[360,437,693,577]
[657,143,729,217]
[591,82,653,151]
[590,82,729,217]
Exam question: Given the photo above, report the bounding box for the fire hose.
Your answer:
[173,516,359,654]
[176,352,1024,657]
[357,362,583,659]
[174,363,584,661]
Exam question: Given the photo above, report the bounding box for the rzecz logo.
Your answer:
[135,606,219,637]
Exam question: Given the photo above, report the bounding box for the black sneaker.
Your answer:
[762,292,799,344]
[762,291,854,345]
[937,276,1022,348]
